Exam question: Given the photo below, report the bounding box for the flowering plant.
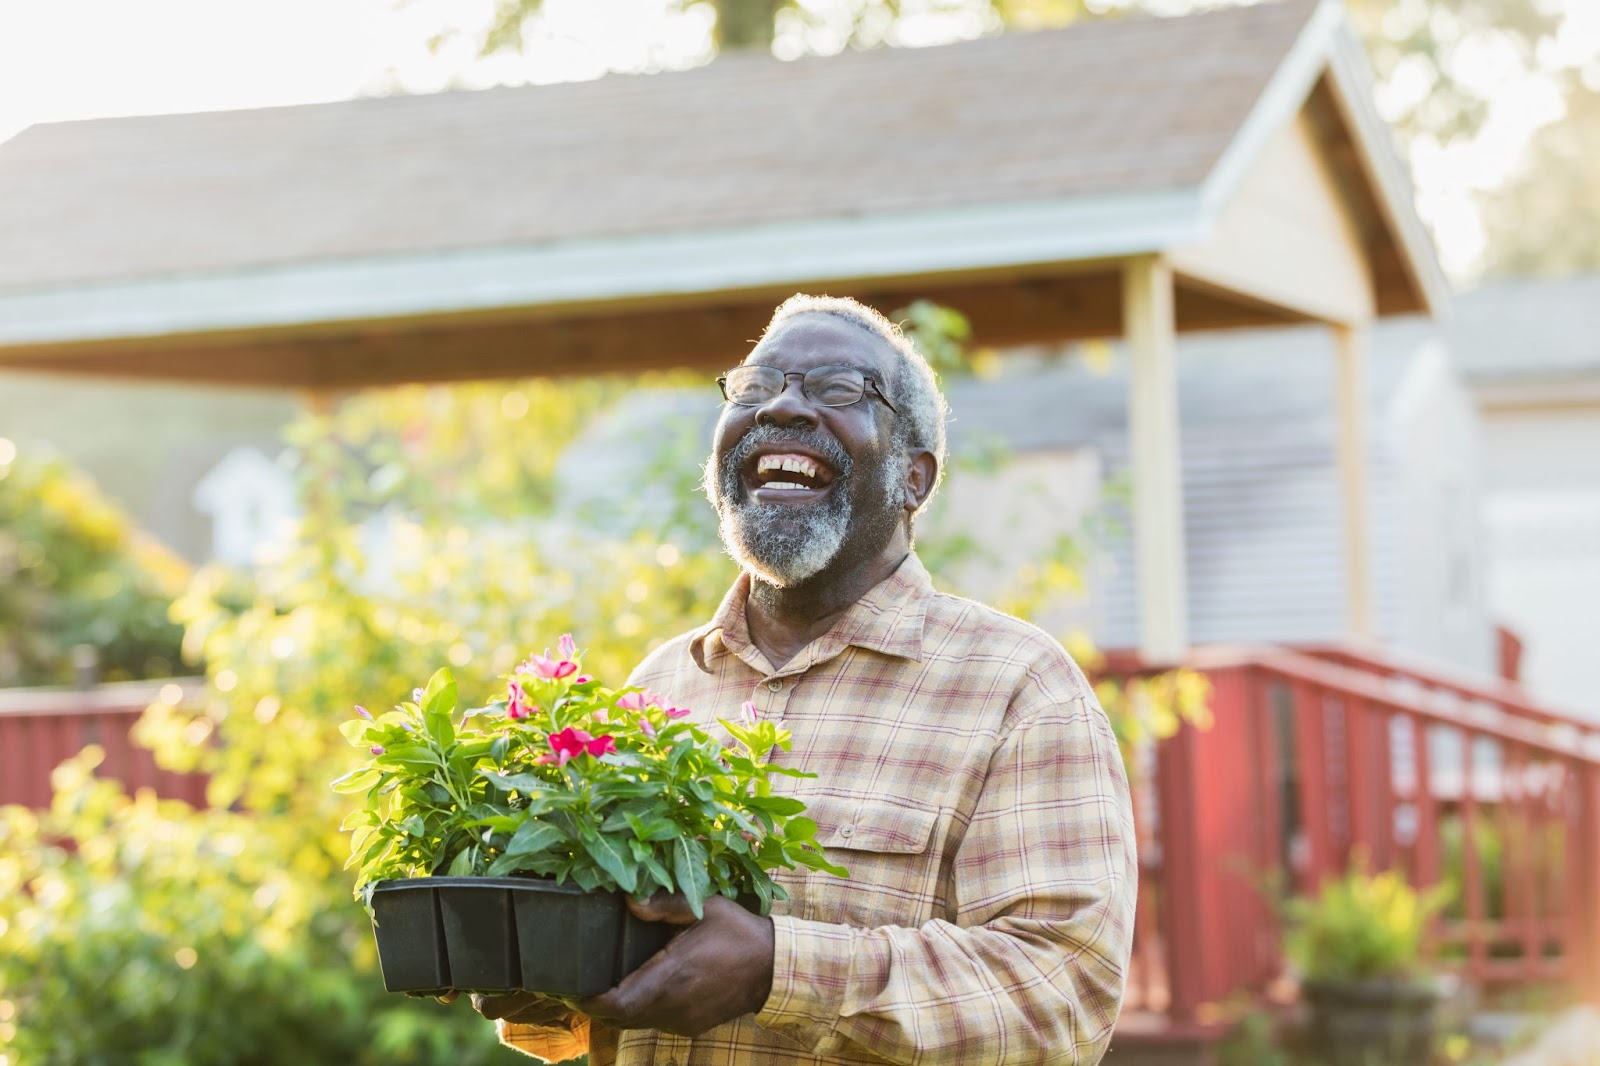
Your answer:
[335,635,846,918]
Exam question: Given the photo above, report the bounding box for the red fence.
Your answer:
[1111,643,1600,1023]
[0,679,209,809]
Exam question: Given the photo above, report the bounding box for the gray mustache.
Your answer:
[722,425,854,483]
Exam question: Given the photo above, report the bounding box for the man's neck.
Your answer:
[745,545,909,672]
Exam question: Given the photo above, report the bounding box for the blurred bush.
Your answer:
[0,447,188,686]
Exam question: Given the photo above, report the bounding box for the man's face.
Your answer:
[706,314,906,588]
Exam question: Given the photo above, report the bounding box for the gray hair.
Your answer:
[760,294,949,515]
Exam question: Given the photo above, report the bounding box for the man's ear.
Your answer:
[903,449,938,514]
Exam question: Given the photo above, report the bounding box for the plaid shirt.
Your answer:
[501,553,1136,1065]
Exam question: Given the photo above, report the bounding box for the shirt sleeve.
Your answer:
[754,689,1138,1065]
[496,1014,591,1063]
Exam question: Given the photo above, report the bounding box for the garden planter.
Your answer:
[370,876,680,997]
[1301,976,1445,1066]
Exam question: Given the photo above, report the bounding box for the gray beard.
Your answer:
[706,425,899,589]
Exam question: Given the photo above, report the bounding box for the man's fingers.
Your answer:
[626,891,700,925]
[471,992,539,1020]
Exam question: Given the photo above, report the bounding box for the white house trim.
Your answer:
[1197,0,1343,219]
[0,189,1206,351]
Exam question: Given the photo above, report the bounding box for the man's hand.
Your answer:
[466,991,575,1028]
[577,892,775,1037]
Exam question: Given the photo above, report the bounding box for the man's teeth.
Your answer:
[762,481,809,491]
[756,454,821,480]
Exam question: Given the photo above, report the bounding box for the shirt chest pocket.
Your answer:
[794,792,946,929]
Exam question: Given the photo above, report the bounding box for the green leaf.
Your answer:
[479,770,549,794]
[582,830,638,893]
[330,767,381,794]
[420,668,458,718]
[374,746,442,770]
[783,816,818,841]
[624,812,681,842]
[672,836,710,918]
[339,719,373,746]
[503,819,565,859]
[490,735,510,763]
[447,848,475,876]
[743,794,807,816]
[640,850,674,892]
[790,844,849,879]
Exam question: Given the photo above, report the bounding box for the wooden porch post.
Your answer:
[1123,256,1189,664]
[1331,322,1374,638]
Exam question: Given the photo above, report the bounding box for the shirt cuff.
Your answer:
[754,914,855,1049]
[496,1014,589,1063]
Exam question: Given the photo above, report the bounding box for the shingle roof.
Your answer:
[0,0,1317,291]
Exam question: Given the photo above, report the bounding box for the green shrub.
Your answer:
[0,447,188,686]
[1284,857,1452,981]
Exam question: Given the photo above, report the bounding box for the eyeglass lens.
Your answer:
[723,365,866,406]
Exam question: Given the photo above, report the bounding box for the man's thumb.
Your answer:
[626,891,699,925]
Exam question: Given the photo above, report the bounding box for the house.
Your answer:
[1441,275,1600,716]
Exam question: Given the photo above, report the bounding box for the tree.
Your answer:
[1478,74,1600,275]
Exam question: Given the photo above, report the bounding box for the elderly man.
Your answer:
[474,294,1137,1065]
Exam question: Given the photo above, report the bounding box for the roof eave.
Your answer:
[0,189,1208,352]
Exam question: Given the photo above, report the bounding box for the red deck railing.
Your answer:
[0,679,209,809]
[1108,643,1600,1025]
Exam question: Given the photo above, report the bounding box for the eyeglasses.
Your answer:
[717,364,897,413]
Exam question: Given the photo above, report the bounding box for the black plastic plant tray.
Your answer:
[369,876,677,997]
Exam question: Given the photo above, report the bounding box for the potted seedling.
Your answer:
[1284,857,1452,1066]
[333,634,847,998]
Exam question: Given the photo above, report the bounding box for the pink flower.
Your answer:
[740,700,759,727]
[558,633,577,659]
[506,682,536,721]
[574,674,593,685]
[524,651,578,680]
[637,717,656,739]
[616,691,647,712]
[412,688,424,702]
[666,706,691,719]
[546,727,616,766]
[370,745,386,755]
[354,705,371,720]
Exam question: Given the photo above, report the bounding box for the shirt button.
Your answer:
[839,824,855,838]
[767,679,783,692]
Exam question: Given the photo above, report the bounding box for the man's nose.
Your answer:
[754,375,817,428]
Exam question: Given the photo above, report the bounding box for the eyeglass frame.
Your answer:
[716,363,898,414]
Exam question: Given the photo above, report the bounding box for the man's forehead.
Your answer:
[745,313,895,373]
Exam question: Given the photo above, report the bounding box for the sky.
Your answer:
[1,0,1595,279]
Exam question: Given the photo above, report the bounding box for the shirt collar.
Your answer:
[689,552,933,673]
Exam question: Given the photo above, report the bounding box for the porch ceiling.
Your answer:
[0,267,1297,389]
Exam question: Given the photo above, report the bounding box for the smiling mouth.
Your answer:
[745,451,838,498]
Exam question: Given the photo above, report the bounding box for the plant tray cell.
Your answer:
[370,880,451,995]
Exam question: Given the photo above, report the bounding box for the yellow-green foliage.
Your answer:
[0,749,514,1066]
[1284,859,1452,982]
[0,446,188,685]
